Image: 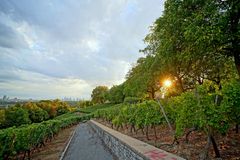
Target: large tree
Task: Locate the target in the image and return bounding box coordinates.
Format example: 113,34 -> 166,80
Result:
141,0 -> 238,93
107,84 -> 125,104
219,0 -> 240,76
91,86 -> 109,104
124,55 -> 159,99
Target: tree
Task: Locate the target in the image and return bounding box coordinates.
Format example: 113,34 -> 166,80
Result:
124,55 -> 159,99
22,102 -> 49,123
36,100 -> 71,118
5,106 -> 31,127
221,79 -> 240,133
91,86 -> 109,104
218,0 -> 240,76
0,109 -> 5,128
37,101 -> 57,118
53,99 -> 71,115
107,84 -> 125,104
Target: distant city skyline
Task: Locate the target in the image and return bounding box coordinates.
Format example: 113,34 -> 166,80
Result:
0,95 -> 82,101
0,0 -> 164,99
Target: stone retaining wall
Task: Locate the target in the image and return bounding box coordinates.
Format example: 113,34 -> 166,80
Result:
89,120 -> 185,160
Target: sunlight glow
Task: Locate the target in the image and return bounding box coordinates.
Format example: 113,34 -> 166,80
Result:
163,80 -> 172,88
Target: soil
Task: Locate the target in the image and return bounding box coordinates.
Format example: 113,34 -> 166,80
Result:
95,119 -> 240,160
30,125 -> 77,160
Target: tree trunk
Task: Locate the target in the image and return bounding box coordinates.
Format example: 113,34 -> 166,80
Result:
236,124 -> 239,133
146,126 -> 150,140
130,125 -> 136,133
200,135 -> 211,160
151,89 -> 155,99
176,75 -> 184,92
185,127 -> 197,143
141,127 -> 144,135
23,151 -> 26,160
210,135 -> 221,158
27,150 -> 31,159
234,52 -> 240,77
153,125 -> 158,140
120,124 -> 124,130
230,1 -> 240,77
147,87 -> 155,99
172,136 -> 179,145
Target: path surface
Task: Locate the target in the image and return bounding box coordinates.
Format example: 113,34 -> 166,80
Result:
63,122 -> 117,160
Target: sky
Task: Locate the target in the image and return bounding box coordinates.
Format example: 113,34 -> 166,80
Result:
0,0 -> 164,100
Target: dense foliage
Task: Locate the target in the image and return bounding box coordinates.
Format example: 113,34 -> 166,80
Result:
4,107 -> 31,128
221,79 -> 240,131
107,84 -> 125,104
0,100 -> 73,129
91,86 -> 109,104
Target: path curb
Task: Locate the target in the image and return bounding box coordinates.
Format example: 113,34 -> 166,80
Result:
59,124 -> 78,160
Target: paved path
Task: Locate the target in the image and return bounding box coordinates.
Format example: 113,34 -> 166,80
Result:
63,122 -> 117,160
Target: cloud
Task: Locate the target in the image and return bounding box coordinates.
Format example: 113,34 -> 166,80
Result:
0,16 -> 27,49
0,69 -> 92,99
0,0 -> 164,99
81,38 -> 100,53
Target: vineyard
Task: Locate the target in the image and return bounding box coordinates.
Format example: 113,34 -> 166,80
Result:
93,81 -> 240,159
0,112 -> 92,160
0,99 -> 95,159
78,103 -> 114,114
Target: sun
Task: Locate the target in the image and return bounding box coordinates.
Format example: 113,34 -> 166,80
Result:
163,80 -> 172,88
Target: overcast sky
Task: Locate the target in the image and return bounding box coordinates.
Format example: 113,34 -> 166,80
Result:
0,0 -> 164,100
